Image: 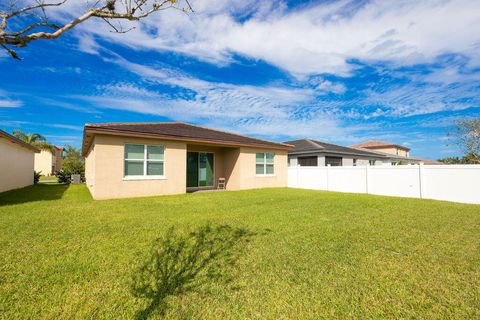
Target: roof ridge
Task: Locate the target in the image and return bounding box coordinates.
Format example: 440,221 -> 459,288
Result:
305,138 -> 325,149
87,121 -> 292,148
177,122 -> 293,148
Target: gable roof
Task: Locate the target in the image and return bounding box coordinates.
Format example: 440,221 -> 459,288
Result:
350,140 -> 411,151
82,122 -> 292,155
284,139 -> 388,158
0,130 -> 40,153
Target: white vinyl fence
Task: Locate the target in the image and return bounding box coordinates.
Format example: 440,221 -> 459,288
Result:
288,164 -> 480,204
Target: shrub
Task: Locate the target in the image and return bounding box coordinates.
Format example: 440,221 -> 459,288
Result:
33,171 -> 41,184
56,170 -> 71,184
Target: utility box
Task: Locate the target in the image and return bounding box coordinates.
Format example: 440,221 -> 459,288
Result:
71,174 -> 81,184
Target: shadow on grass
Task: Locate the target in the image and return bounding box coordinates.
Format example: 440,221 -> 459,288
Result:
0,183 -> 68,206
131,224 -> 254,319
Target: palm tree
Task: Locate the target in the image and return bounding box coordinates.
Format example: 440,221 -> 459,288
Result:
12,129 -> 54,152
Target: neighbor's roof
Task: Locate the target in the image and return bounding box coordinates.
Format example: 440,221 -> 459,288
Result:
416,158 -> 445,165
82,122 -> 292,155
0,130 -> 40,153
284,139 -> 388,158
349,140 -> 411,151
350,147 -> 418,161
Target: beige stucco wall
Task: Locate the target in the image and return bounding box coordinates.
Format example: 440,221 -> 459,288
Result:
0,137 -> 35,192
372,147 -> 408,157
85,135 -> 289,199
85,142 -> 95,196
226,147 -> 288,190
86,135 -> 187,200
34,150 -> 53,175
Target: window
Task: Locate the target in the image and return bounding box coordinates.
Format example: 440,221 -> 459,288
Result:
353,158 -> 357,166
325,156 -> 342,166
298,156 -> 318,166
369,159 -> 376,166
256,152 -> 275,175
124,144 -> 164,178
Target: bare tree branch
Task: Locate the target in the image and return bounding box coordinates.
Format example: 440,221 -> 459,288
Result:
0,0 -> 193,59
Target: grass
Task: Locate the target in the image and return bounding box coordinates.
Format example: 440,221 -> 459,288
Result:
39,175 -> 57,182
0,184 -> 479,319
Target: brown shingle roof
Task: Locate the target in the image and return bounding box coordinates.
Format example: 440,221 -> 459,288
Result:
284,139 -> 388,158
0,130 -> 40,153
349,140 -> 410,151
82,122 -> 292,155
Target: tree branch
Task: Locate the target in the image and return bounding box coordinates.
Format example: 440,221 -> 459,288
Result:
0,0 -> 192,59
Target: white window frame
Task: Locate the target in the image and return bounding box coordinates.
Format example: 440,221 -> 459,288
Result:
255,152 -> 275,176
123,144 -> 166,180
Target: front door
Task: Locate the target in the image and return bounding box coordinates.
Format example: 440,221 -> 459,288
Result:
187,152 -> 214,188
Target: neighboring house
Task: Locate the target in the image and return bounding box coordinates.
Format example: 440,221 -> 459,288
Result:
34,146 -> 63,176
82,122 -> 291,200
0,130 -> 40,192
285,139 -> 393,167
350,140 -> 420,165
350,140 -> 410,156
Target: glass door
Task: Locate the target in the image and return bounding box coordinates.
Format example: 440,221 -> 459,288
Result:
198,152 -> 214,187
187,152 -> 199,187
187,152 -> 214,187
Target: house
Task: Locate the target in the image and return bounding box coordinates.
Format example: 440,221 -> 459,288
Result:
34,146 -> 63,176
350,140 -> 420,165
350,140 -> 410,156
0,130 -> 40,192
285,139 -> 391,166
82,122 -> 291,200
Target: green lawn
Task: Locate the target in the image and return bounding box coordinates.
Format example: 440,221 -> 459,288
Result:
0,184 -> 479,319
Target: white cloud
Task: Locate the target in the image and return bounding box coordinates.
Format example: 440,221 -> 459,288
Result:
58,0 -> 480,77
0,99 -> 22,108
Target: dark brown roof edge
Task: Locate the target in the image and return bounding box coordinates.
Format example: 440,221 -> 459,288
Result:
82,123 -> 293,156
0,130 -> 40,153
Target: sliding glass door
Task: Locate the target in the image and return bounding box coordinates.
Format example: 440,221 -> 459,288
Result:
187,152 -> 214,188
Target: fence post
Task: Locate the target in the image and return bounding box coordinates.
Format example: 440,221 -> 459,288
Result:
365,164 -> 370,194
419,163 -> 425,199
326,164 -> 330,191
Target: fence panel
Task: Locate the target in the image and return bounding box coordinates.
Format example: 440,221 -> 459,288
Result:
288,165 -> 480,204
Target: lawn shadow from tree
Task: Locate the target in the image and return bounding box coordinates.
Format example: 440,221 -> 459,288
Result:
131,224 -> 255,319
0,183 -> 69,206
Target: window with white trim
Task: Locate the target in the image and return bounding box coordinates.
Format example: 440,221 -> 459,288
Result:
124,144 -> 164,178
256,152 -> 274,175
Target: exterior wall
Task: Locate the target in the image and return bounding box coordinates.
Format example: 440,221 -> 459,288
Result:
370,147 -> 409,157
34,150 -> 54,175
223,147 -> 241,190
85,142 -> 95,196
85,135 -> 289,199
87,135 -> 187,200
0,137 -> 35,192
235,147 -> 288,190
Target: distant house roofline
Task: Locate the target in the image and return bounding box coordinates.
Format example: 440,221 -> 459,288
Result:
82,122 -> 293,156
0,129 -> 40,153
284,139 -> 391,158
350,140 -> 411,152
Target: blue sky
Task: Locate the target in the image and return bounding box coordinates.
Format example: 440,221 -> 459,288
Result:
1,0 -> 480,159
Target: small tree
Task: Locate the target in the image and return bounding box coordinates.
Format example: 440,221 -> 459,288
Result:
448,118 -> 480,164
58,145 -> 84,183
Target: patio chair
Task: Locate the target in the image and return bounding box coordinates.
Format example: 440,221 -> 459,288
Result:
217,177 -> 226,190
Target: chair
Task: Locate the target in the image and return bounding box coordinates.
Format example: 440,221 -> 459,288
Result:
217,177 -> 226,190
